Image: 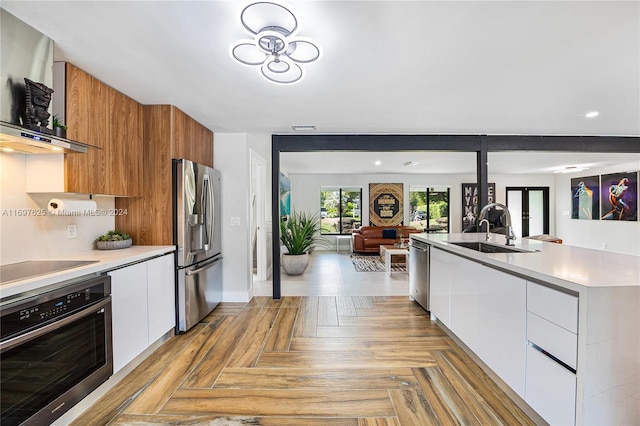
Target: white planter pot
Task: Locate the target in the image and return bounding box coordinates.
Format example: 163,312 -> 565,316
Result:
281,253 -> 310,275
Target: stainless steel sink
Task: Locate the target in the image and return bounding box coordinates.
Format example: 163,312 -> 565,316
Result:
450,241 -> 538,254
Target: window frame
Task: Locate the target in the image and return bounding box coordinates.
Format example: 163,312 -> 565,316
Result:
320,187 -> 362,235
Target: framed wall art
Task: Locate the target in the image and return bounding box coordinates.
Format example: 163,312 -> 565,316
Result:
600,171 -> 638,221
369,183 -> 403,226
571,175 -> 600,220
279,171 -> 291,217
462,183 -> 495,231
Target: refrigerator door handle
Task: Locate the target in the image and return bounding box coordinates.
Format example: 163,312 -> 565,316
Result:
202,175 -> 212,251
185,256 -> 222,276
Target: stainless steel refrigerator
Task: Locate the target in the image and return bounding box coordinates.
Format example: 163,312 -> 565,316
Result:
173,159 -> 222,332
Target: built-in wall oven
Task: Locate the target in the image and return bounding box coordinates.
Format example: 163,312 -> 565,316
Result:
0,274 -> 112,425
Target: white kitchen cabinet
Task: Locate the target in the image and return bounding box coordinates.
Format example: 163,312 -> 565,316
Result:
430,247 -> 527,397
527,311 -> 577,370
109,253 -> 175,373
109,261 -> 149,373
449,257 -> 526,397
147,254 -> 175,344
473,265 -> 526,397
429,248 -> 454,327
525,344 -> 577,425
449,255 -> 482,352
527,281 -> 578,333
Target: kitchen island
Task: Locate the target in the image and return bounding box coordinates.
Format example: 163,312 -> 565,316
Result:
411,232 -> 639,425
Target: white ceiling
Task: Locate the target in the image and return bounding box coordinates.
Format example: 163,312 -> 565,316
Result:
280,151 -> 640,174
2,0 -> 639,137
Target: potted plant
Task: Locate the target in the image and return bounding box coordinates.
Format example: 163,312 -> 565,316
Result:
95,230 -> 132,250
52,114 -> 67,138
280,211 -> 330,275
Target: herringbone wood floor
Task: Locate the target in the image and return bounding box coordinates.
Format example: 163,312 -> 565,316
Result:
72,296 -> 535,425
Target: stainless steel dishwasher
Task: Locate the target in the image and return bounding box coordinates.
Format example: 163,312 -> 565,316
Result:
409,239 -> 430,311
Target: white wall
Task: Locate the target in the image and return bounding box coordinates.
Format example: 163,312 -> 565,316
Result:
248,134 -> 273,278
0,152 -> 115,265
555,161 -> 640,255
214,133 -> 271,302
290,172 -> 555,234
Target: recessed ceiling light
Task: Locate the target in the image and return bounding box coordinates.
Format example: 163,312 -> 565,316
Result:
585,111 -> 599,118
374,160 -> 381,166
291,125 -> 316,131
1,147 -> 14,152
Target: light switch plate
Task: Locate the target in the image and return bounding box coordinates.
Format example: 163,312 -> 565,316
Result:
230,217 -> 241,227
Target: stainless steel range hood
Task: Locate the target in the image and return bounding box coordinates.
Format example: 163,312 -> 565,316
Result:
0,9 -> 95,155
0,121 -> 96,154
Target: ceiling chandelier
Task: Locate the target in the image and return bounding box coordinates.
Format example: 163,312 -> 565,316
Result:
230,2 -> 321,84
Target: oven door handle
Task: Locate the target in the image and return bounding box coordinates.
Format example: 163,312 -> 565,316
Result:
0,297 -> 111,352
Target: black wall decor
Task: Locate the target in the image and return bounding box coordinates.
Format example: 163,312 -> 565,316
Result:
462,183 -> 496,230
24,77 -> 54,133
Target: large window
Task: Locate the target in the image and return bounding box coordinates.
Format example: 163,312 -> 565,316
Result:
409,187 -> 450,233
320,188 -> 362,235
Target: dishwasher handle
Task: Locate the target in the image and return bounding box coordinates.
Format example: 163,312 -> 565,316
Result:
410,241 -> 430,252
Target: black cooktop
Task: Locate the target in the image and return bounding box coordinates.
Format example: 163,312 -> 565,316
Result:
0,260 -> 99,284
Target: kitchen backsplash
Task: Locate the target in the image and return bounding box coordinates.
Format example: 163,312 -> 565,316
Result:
1,152 -> 115,265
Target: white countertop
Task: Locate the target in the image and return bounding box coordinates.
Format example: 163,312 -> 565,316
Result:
0,245 -> 175,300
412,233 -> 640,291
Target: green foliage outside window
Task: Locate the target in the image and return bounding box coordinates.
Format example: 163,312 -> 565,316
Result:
320,188 -> 362,234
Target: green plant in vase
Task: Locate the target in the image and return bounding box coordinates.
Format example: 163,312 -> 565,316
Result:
52,114 -> 68,137
280,211 -> 330,275
95,230 -> 132,250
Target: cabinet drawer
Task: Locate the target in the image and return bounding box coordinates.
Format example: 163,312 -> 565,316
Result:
527,312 -> 577,370
527,282 -> 578,333
525,345 -> 576,425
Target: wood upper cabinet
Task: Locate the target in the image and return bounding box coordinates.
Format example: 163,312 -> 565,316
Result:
64,63 -> 142,196
115,105 -> 213,245
172,106 -> 213,167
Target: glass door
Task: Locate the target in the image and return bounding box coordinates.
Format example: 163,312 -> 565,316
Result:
506,187 -> 549,237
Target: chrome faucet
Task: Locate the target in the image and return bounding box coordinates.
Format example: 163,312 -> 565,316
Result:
479,218 -> 491,241
478,202 -> 516,246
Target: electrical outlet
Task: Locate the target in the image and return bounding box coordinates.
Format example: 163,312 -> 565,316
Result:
66,224 -> 77,239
